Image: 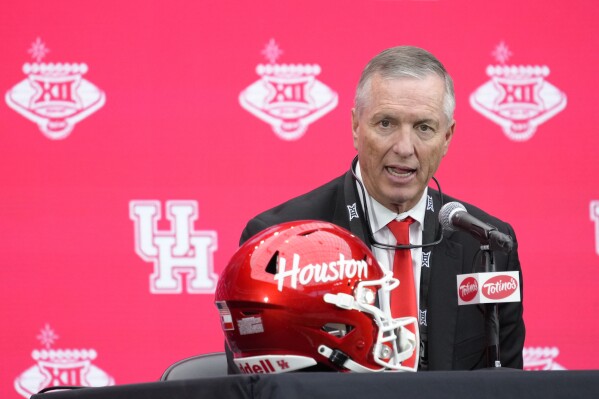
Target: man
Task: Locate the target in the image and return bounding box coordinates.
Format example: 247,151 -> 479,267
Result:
233,46 -> 525,371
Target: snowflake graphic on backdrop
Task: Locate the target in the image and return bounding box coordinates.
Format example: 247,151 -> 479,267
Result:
36,324 -> 59,348
261,39 -> 283,64
27,37 -> 50,62
491,41 -> 512,65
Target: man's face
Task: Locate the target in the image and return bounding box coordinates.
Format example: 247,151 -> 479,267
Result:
352,73 -> 455,213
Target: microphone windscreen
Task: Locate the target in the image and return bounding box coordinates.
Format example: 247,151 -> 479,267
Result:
438,201 -> 467,231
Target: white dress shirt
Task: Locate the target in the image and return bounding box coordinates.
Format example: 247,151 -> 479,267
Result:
354,163 -> 427,311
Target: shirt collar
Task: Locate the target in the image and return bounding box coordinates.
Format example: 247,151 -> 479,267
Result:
355,162 -> 428,234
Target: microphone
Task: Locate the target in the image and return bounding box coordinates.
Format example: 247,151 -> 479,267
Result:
439,202 -> 514,253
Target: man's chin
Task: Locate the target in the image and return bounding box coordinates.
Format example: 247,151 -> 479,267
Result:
384,189 -> 423,213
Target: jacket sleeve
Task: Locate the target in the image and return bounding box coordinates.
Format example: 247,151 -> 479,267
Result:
239,217 -> 270,245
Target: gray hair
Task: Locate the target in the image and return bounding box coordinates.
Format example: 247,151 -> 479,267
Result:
354,46 -> 455,123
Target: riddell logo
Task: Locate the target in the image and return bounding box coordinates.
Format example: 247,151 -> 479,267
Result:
470,42 -> 566,142
5,38 -> 105,140
236,358 -> 296,374
458,277 -> 478,302
239,39 -> 338,141
482,275 -> 518,300
238,359 -> 278,374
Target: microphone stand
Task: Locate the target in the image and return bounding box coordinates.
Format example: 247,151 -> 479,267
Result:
478,245 -> 501,368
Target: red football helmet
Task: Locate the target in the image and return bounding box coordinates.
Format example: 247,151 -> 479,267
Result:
215,220 -> 418,373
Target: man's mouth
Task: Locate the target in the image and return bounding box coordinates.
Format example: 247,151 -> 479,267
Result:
386,166 -> 416,178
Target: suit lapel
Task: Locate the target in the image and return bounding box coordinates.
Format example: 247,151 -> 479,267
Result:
333,171 -> 372,247
425,189 -> 463,370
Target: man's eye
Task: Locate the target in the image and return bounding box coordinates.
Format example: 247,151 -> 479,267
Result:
380,119 -> 391,128
418,125 -> 433,133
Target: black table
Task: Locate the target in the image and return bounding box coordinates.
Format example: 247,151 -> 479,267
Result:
32,370 -> 599,399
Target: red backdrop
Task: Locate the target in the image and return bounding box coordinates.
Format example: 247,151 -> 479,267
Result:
1,1 -> 598,397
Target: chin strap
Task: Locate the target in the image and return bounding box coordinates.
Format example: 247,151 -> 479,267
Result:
382,322 -> 418,365
322,291 -> 419,372
318,345 -> 384,372
318,344 -> 417,372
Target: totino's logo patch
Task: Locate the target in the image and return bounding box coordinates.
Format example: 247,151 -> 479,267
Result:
458,277 -> 478,302
481,275 -> 518,300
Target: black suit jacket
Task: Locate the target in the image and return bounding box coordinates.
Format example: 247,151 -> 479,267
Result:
237,171 -> 525,371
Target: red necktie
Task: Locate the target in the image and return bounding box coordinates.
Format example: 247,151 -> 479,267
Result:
387,217 -> 417,368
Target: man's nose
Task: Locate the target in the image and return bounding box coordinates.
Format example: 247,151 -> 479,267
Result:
392,127 -> 415,156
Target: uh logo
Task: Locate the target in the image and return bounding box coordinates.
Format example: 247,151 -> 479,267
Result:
129,200 -> 218,294
239,39 -> 338,141
5,38 -> 106,140
470,42 -> 567,142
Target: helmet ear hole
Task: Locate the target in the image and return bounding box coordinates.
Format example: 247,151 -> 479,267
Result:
264,251 -> 279,275
240,310 -> 261,317
322,323 -> 354,338
299,228 -> 318,236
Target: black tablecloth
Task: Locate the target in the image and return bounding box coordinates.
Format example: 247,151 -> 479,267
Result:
31,370 -> 599,399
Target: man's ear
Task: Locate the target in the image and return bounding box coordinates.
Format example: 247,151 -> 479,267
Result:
442,120 -> 456,156
352,108 -> 359,150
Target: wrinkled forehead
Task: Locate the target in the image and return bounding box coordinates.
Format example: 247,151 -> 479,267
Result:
357,72 -> 453,123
